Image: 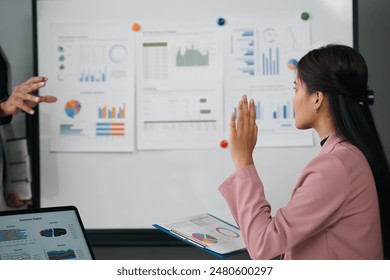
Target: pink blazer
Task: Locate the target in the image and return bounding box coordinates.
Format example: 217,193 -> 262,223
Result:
219,133 -> 383,259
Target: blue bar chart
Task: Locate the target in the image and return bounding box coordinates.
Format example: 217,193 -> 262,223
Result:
233,99 -> 292,121
79,68 -> 107,82
60,124 -> 84,136
231,28 -> 256,76
272,101 -> 292,119
262,47 -> 280,75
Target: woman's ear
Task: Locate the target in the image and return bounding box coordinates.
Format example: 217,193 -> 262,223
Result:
314,91 -> 324,107
312,91 -> 325,113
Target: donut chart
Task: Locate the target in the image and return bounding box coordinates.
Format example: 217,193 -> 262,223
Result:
216,227 -> 240,238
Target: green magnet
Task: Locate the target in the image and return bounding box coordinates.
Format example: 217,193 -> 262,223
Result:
301,12 -> 310,21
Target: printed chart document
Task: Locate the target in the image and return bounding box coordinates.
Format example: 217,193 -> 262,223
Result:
224,17 -> 313,147
136,28 -> 224,150
47,23 -> 135,152
153,213 -> 246,258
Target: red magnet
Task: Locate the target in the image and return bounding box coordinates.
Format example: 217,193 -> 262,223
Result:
220,139 -> 228,149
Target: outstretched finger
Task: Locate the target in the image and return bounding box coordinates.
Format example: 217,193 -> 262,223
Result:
241,95 -> 251,131
39,95 -> 57,103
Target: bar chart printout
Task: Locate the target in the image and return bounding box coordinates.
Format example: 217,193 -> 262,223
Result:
225,18 -> 312,147
48,23 -> 135,152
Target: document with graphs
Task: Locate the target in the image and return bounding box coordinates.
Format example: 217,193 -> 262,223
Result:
153,213 -> 246,258
136,28 -> 224,150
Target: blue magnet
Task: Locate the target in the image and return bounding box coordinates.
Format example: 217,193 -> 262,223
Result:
217,18 -> 225,26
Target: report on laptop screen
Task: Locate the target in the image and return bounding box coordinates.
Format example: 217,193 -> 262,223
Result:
0,206 -> 95,260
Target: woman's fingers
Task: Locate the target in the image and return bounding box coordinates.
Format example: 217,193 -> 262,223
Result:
249,98 -> 256,129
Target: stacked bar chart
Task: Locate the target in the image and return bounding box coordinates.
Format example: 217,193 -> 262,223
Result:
96,122 -> 125,136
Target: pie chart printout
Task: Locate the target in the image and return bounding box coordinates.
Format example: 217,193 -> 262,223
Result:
65,99 -> 81,118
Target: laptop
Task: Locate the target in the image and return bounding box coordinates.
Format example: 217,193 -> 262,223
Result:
0,205 -> 95,260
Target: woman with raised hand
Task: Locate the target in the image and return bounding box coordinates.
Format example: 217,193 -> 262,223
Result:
219,44 -> 390,260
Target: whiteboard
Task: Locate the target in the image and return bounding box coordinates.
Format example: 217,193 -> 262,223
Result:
34,0 -> 354,229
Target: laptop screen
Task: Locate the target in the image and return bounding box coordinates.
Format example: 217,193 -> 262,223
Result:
0,206 -> 95,260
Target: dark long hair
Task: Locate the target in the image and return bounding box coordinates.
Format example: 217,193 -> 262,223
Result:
297,44 -> 390,259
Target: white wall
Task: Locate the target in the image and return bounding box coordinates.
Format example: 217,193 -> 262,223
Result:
34,0 -> 354,229
1,2 -> 388,178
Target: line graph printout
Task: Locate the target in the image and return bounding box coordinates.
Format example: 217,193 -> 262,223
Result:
47,23 -> 135,152
136,29 -> 224,150
225,18 -> 313,147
